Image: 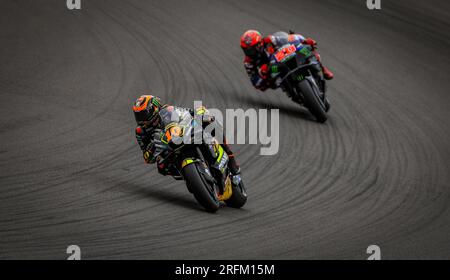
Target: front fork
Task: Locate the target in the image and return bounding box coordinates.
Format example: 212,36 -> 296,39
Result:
193,145 -> 227,196
309,63 -> 327,95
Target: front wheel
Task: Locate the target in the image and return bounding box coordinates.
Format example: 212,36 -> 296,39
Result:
297,79 -> 328,123
183,162 -> 220,212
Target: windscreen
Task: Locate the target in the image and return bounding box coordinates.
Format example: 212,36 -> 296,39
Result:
159,106 -> 192,128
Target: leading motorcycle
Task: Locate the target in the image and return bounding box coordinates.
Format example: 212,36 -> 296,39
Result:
151,106 -> 247,212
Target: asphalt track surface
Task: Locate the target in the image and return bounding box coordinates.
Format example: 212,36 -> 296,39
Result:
1,0 -> 450,259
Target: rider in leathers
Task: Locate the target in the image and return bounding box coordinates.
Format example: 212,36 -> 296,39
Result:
240,30 -> 334,91
133,95 -> 241,179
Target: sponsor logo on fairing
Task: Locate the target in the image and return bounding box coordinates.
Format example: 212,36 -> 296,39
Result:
168,101 -> 279,156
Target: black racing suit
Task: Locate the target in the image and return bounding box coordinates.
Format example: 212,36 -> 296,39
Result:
243,50 -> 273,91
135,105 -> 240,176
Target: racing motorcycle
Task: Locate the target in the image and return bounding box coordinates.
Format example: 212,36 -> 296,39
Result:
269,32 -> 330,123
151,106 -> 247,212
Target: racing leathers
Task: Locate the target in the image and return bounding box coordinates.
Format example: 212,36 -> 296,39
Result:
135,105 -> 241,177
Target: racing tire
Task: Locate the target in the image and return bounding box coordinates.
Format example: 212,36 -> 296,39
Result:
183,162 -> 220,213
226,179 -> 247,208
297,79 -> 328,123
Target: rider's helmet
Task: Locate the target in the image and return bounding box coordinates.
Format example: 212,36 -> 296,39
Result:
133,95 -> 162,127
240,30 -> 263,58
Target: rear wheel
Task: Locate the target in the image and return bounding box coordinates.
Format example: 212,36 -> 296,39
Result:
297,79 -> 327,123
183,162 -> 220,212
226,178 -> 247,208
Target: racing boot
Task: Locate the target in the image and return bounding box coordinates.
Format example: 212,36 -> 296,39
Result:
227,155 -> 242,187
228,155 -> 240,175
221,139 -> 242,184
322,66 -> 334,80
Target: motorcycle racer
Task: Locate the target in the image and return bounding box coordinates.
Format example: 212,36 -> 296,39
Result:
240,29 -> 334,91
133,95 -> 241,179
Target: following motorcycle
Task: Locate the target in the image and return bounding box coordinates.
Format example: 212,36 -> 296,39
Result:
269,32 -> 330,123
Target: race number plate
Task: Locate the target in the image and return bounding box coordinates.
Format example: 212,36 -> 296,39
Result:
274,44 -> 296,62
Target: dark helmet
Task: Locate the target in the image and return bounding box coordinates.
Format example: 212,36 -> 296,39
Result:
133,95 -> 162,126
240,30 -> 263,57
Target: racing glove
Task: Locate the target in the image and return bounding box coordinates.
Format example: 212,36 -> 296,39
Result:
142,129 -> 164,164
303,38 -> 317,48
156,157 -> 169,176
135,126 -> 150,151
258,64 -> 269,80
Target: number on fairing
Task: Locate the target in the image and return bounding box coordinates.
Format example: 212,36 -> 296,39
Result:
275,45 -> 296,62
162,124 -> 183,143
